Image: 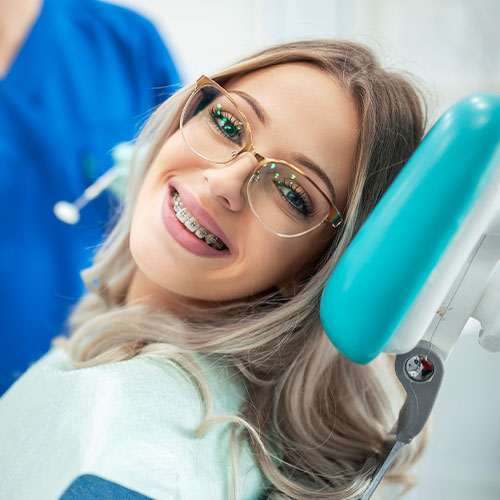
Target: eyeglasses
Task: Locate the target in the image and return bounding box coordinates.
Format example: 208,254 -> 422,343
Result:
180,75 -> 343,238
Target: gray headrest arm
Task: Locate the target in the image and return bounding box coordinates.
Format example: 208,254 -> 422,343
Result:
361,340 -> 445,500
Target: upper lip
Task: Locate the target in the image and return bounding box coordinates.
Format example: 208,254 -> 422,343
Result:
169,181 -> 233,252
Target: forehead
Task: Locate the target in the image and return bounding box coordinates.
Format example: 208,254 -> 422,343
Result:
225,63 -> 359,208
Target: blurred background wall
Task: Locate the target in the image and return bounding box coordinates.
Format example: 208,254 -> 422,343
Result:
108,1 -> 499,498
109,0 -> 500,121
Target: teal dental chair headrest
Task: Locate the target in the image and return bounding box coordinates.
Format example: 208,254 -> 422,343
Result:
320,93 -> 500,364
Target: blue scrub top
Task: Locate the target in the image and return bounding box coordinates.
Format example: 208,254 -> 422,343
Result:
0,0 -> 181,394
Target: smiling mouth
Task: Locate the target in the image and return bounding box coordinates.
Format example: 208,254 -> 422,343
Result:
172,191 -> 228,251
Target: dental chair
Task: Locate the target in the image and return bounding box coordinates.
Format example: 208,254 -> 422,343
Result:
320,92 -> 500,499
52,93 -> 500,499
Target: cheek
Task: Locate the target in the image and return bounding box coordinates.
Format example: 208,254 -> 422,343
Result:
146,130 -> 192,182
128,161 -> 176,289
239,228 -> 330,292
276,228 -> 333,281
129,188 -> 163,279
158,130 -> 189,161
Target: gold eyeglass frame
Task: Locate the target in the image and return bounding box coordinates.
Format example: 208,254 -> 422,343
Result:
180,75 -> 343,237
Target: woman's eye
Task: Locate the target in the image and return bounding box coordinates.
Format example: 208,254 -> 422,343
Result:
274,179 -> 313,218
208,107 -> 244,145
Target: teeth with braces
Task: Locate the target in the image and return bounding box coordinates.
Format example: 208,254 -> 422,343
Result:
172,191 -> 226,250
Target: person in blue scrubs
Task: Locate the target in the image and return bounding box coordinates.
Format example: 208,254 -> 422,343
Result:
0,0 -> 181,394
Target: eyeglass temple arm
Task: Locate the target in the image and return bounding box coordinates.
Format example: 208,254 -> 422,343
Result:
327,211 -> 342,228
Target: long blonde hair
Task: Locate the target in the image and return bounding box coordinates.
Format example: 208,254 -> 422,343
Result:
57,40 -> 428,499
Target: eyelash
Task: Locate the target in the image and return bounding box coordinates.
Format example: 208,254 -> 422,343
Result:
274,178 -> 313,218
208,107 -> 244,145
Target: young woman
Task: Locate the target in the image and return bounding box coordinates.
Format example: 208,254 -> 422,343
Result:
0,40 -> 427,499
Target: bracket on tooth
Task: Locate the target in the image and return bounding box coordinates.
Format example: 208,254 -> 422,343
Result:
195,228 -> 208,239
185,218 -> 199,232
176,208 -> 188,223
205,233 -> 224,250
173,193 -> 225,249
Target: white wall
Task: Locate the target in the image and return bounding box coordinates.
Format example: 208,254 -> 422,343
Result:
110,0 -> 500,120
107,1 -> 500,498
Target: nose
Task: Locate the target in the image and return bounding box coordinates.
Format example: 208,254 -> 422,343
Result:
203,152 -> 258,211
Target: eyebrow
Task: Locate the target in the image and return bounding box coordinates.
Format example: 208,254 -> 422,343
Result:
231,89 -> 337,203
291,153 -> 337,203
231,90 -> 270,125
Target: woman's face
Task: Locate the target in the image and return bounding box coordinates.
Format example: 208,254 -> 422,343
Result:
128,63 -> 359,307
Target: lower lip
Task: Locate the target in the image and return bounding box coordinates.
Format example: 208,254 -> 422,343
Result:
161,187 -> 231,258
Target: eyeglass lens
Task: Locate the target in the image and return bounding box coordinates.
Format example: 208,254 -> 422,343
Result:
181,84 -> 331,236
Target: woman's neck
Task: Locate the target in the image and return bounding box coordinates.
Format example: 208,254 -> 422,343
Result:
125,268 -> 243,318
126,268 -> 202,316
0,0 -> 42,77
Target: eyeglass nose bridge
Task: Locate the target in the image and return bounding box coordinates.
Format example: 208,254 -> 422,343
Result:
253,151 -> 266,164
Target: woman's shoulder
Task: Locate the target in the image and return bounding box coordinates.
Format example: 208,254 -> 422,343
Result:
0,348 -> 265,500
7,347 -> 249,437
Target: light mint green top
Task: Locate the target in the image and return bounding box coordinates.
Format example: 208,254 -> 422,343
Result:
0,347 -> 266,499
